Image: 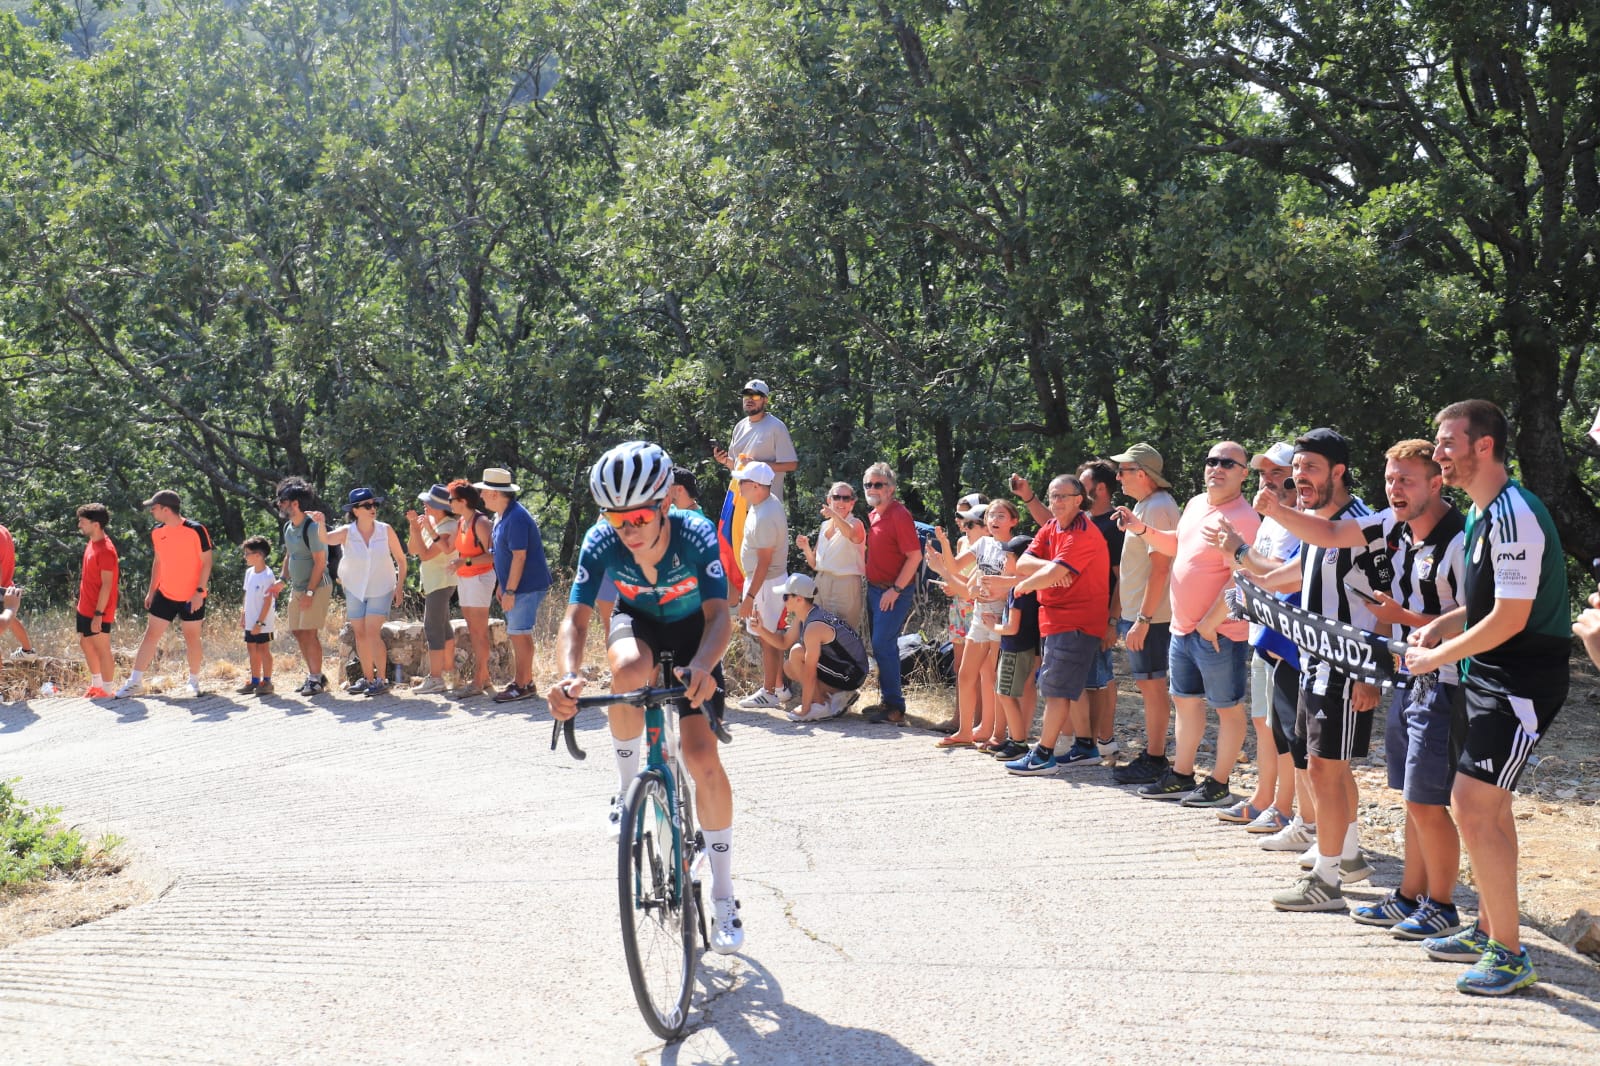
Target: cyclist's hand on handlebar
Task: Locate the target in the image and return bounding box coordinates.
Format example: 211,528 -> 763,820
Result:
545,675 -> 585,720
675,664 -> 718,709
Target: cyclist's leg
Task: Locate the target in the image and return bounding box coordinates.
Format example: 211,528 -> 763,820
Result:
604,611 -> 655,791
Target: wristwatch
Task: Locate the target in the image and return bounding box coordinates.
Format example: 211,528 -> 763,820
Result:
1233,543 -> 1250,564
1136,613 -> 1154,625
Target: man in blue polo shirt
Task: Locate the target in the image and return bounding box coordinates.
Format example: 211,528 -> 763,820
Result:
476,467 -> 552,703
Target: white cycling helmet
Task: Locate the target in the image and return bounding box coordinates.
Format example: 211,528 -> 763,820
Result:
590,441 -> 675,510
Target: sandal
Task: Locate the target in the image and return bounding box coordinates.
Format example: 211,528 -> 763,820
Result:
936,735 -> 976,749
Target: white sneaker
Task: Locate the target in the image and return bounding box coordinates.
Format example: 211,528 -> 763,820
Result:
10,648 -> 37,662
1097,739 -> 1120,763
414,676 -> 448,695
778,685 -> 800,711
737,688 -> 782,709
605,797 -> 623,841
1259,816 -> 1317,852
186,680 -> 204,698
1298,842 -> 1319,870
710,896 -> 744,955
113,680 -> 144,699
787,701 -> 831,723
829,690 -> 860,717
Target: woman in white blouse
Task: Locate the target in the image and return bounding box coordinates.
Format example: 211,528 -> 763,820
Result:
796,480 -> 866,635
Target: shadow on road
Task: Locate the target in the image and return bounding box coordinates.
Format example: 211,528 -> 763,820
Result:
669,955 -> 933,1065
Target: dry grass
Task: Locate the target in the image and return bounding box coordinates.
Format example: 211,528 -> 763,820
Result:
0,856 -> 150,950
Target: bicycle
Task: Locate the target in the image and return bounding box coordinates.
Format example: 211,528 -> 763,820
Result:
550,651 -> 728,1039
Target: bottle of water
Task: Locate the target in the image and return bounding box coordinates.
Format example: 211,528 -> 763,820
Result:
39,681 -> 57,696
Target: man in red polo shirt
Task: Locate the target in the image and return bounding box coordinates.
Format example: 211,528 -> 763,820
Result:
987,474 -> 1110,775
861,461 -> 923,724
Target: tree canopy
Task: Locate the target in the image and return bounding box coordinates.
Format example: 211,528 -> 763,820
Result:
1,0 -> 1595,598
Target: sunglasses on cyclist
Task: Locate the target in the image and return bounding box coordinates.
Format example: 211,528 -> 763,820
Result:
1204,456 -> 1243,470
603,505 -> 660,528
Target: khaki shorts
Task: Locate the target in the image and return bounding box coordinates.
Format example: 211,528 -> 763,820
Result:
285,582 -> 332,631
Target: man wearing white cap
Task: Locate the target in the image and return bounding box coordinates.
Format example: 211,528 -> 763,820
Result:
713,379 -> 798,494
734,462 -> 792,708
750,573 -> 869,722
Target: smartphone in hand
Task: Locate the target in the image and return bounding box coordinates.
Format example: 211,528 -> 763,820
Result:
1343,580 -> 1380,606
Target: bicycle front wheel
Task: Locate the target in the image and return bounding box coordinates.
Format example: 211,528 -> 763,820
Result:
618,768 -> 698,1038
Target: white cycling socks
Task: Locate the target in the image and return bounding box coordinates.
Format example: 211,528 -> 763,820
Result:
702,827 -> 733,898
612,732 -> 642,794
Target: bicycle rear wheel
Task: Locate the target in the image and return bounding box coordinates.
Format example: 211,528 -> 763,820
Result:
618,768 -> 697,1038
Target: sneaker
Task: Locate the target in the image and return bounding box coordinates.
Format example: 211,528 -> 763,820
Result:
1004,747 -> 1059,776
83,686 -> 111,699
186,680 -> 204,698
10,648 -> 37,661
297,677 -> 323,697
710,896 -> 744,955
492,683 -> 530,703
1272,872 -> 1345,911
1457,940 -> 1538,996
254,680 -> 275,697
364,678 -> 389,698
1182,777 -> 1234,808
738,688 -> 783,709
1096,738 -> 1120,762
235,680 -> 259,695
1216,800 -> 1260,823
1245,806 -> 1291,834
1137,769 -> 1196,801
447,683 -> 485,699
864,705 -> 906,726
1260,817 -> 1316,852
605,796 -> 623,841
347,677 -> 370,696
1393,899 -> 1463,941
989,739 -> 1030,761
787,702 -> 831,723
113,680 -> 144,699
1112,751 -> 1169,786
828,690 -> 860,717
777,685 -> 800,711
414,676 -> 448,695
1340,853 -> 1375,885
1352,891 -> 1419,928
1298,842 -> 1318,869
1056,743 -> 1101,769
1423,919 -> 1491,962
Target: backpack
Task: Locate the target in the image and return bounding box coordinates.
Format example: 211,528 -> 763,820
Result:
287,518 -> 342,589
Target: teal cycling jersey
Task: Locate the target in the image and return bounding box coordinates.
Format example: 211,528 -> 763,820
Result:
570,510 -> 728,623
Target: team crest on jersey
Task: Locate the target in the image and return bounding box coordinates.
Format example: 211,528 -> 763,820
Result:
707,560 -> 725,579
575,565 -> 590,586
1416,553 -> 1434,581
1325,547 -> 1340,566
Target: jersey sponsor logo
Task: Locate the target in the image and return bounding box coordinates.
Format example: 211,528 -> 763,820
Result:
614,575 -> 700,605
1495,548 -> 1526,562
575,564 -> 590,586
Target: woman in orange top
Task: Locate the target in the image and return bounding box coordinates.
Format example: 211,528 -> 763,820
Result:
448,480 -> 496,698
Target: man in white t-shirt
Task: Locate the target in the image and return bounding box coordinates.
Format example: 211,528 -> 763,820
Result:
734,462 -> 792,708
713,379 -> 799,495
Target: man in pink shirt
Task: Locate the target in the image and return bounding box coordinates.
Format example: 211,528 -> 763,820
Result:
1116,441 -> 1260,806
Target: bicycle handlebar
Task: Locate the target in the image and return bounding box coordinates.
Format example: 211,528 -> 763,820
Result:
549,683 -> 731,760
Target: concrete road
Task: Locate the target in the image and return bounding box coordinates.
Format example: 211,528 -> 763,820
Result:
2,691 -> 1598,1064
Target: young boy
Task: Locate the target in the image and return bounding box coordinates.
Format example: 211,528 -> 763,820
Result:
75,503 -> 120,697
239,536 -> 278,696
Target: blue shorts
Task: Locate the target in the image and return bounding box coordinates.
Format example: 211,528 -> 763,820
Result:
1038,630 -> 1100,701
503,587 -> 546,636
346,594 -> 392,621
1085,646 -> 1115,690
1385,680 -> 1462,806
1117,618 -> 1170,681
1168,630 -> 1248,709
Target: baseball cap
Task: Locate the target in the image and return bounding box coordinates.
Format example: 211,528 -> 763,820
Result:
141,489 -> 181,511
1250,442 -> 1296,470
1003,534 -> 1035,557
957,502 -> 989,523
778,573 -> 818,598
742,379 -> 770,396
734,461 -> 775,486
1108,443 -> 1171,488
1294,428 -> 1351,467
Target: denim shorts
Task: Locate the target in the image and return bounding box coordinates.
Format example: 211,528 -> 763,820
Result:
1116,618 -> 1169,681
1168,630 -> 1248,709
1038,630 -> 1101,701
1385,680 -> 1462,806
1085,646 -> 1115,690
502,587 -> 546,636
346,594 -> 393,621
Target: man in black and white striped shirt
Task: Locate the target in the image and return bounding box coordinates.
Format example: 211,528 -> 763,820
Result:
1251,439 -> 1466,938
1221,428 -> 1390,913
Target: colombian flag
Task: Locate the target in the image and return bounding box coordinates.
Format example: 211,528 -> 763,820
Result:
718,458 -> 753,598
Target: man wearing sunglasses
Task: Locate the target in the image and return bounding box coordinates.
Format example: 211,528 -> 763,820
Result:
1116,442 -> 1260,807
547,441 -> 745,954
861,462 -> 922,725
712,379 -> 798,494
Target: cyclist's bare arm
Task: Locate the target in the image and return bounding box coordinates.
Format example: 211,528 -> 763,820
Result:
545,601 -> 594,719
679,598 -> 732,708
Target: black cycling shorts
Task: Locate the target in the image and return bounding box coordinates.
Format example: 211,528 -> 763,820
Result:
607,607 -> 726,720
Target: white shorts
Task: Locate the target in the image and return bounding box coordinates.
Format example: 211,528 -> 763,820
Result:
458,570 -> 496,609
749,575 -> 787,632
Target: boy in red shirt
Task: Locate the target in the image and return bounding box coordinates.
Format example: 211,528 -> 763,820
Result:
75,503 -> 120,698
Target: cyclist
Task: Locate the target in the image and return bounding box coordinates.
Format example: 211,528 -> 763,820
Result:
545,440 -> 745,955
